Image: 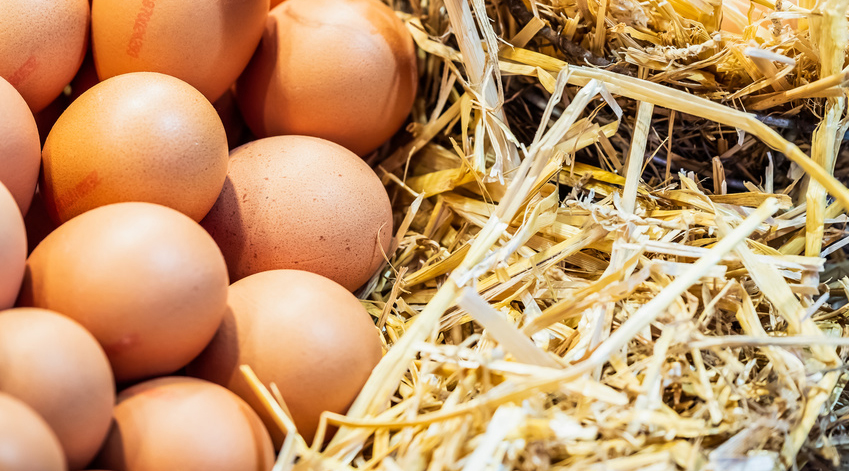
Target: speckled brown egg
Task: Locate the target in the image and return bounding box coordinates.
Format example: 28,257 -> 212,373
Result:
201,135 -> 393,291
0,183 -> 26,310
188,269 -> 383,445
41,72 -> 228,224
0,77 -> 40,214
18,202 -> 229,383
237,0 -> 417,156
93,377 -> 274,471
0,392 -> 66,471
92,0 -> 268,103
0,308 -> 114,470
0,0 -> 89,112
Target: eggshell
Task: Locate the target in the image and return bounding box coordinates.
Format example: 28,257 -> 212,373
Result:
41,72 -> 229,224
237,0 -> 417,156
92,0 -> 268,102
0,183 -> 26,310
201,135 -> 393,291
94,377 -> 274,471
0,77 -> 40,214
0,308 -> 115,470
188,269 -> 383,445
0,0 -> 89,112
0,392 -> 67,471
18,202 -> 229,383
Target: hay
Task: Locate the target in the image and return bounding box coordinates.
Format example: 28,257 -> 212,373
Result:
246,0 -> 849,469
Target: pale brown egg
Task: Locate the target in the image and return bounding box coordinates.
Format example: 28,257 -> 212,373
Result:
0,183 -> 26,310
0,308 -> 114,470
201,135 -> 393,291
41,72 -> 229,224
18,202 -> 229,383
94,377 -> 274,471
237,0 -> 418,156
0,392 -> 67,471
0,0 -> 89,112
0,77 -> 40,214
188,269 -> 383,445
92,0 -> 268,103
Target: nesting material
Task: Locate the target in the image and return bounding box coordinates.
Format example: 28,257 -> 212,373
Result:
242,0 -> 849,469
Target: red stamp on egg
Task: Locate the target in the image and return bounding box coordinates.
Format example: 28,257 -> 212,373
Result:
7,55 -> 37,87
56,170 -> 101,212
126,0 -> 155,58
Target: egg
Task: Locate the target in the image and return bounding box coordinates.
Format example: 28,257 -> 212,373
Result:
0,392 -> 67,471
0,308 -> 114,470
92,0 -> 268,103
0,77 -> 40,214
18,202 -> 229,383
201,136 -> 393,291
93,377 -> 274,471
41,72 -> 229,224
0,182 -> 26,310
237,0 -> 418,156
188,269 -> 383,444
0,0 -> 89,112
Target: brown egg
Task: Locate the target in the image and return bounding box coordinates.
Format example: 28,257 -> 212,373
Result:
92,0 -> 268,103
188,269 -> 383,445
237,0 -> 417,156
94,377 -> 274,471
0,308 -> 115,470
0,77 -> 40,214
18,202 -> 229,383
201,135 -> 393,291
0,183 -> 26,310
0,392 -> 67,471
41,72 -> 229,224
0,0 -> 89,112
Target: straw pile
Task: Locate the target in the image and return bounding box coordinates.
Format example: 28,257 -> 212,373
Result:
245,0 -> 849,469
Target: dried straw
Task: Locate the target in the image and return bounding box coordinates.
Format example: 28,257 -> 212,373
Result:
245,0 -> 849,469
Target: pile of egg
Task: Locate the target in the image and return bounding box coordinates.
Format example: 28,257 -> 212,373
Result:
0,0 -> 417,469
